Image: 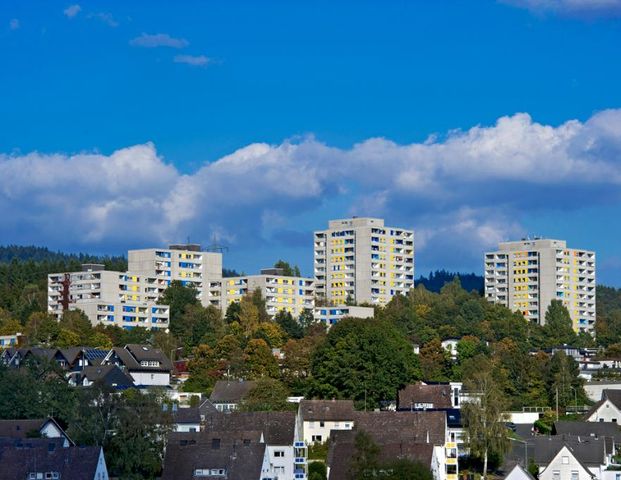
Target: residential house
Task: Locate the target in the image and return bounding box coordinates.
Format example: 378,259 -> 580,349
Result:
0,439 -> 108,480
553,421 -> 621,444
326,411 -> 454,480
298,399 -> 355,444
586,390 -> 621,423
101,344 -> 172,387
68,364 -> 135,390
0,332 -> 23,349
209,380 -> 256,412
504,464 -> 536,480
170,406 -> 202,433
162,431 -> 269,480
0,418 -> 73,448
202,411 -> 307,480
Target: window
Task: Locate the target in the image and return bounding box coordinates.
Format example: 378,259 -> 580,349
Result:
553,471 -> 560,480
274,467 -> 285,474
571,471 -> 579,480
562,456 -> 569,464
320,421 -> 325,428
311,435 -> 323,443
274,450 -> 285,457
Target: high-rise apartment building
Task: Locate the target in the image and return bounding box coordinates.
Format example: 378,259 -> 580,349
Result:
484,238 -> 596,332
128,244 -> 223,309
314,217 -> 415,306
222,268 -> 315,317
48,264 -> 170,330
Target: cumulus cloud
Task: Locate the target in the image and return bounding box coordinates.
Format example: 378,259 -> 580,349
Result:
63,4 -> 81,18
130,33 -> 189,49
2,110 -> 621,272
503,0 -> 621,18
174,54 -> 211,66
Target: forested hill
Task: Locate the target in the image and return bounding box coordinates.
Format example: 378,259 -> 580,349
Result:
416,270 -> 484,293
0,245 -> 126,265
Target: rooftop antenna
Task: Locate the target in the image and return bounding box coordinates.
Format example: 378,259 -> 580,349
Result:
206,234 -> 229,253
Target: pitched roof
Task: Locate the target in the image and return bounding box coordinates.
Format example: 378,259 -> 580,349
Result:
173,407 -> 202,424
352,411 -> 446,446
530,435 -> 607,467
327,429 -> 434,480
80,365 -> 135,389
203,412 -> 296,445
0,443 -> 103,480
584,399 -> 607,420
398,383 -> 453,409
209,380 -> 256,403
539,444 -> 596,479
603,389 -> 621,409
504,463 -> 536,480
299,399 -> 355,421
553,421 -> 621,444
199,398 -> 219,416
0,419 -> 49,438
105,345 -> 172,372
162,435 -> 266,480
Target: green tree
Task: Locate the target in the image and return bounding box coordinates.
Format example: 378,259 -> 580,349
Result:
106,389 -> 172,479
224,301 -> 241,324
274,260 -> 301,277
419,338 -> 451,382
253,322 -> 287,348
308,461 -> 327,480
275,310 -> 303,339
239,297 -> 261,337
309,318 -> 420,408
462,358 -> 510,480
158,281 -> 199,337
238,378 -> 291,411
542,300 -> 577,347
243,339 -> 279,379
25,312 -> 61,346
382,459 -> 434,480
348,431 -> 380,480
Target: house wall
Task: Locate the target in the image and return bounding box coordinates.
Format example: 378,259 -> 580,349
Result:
94,448 -> 110,480
586,399 -> 621,422
539,447 -> 595,480
41,422 -> 70,448
130,371 -> 170,386
267,445 -> 295,480
302,419 -> 354,444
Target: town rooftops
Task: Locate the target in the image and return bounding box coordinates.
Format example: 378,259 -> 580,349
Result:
553,421 -> 621,443
104,344 -> 172,372
530,435 -> 607,467
162,434 -> 266,480
352,411 -> 446,446
172,407 -> 202,425
299,399 -> 355,421
209,380 -> 256,404
327,429 -> 434,480
398,383 -> 453,410
0,418 -> 71,444
77,364 -> 135,389
0,443 -> 104,480
203,412 -> 296,445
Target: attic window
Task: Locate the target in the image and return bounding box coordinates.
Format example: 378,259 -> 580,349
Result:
562,456 -> 569,464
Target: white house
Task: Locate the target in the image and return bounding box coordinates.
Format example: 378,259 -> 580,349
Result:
585,390 -> 621,423
101,344 -> 172,387
538,445 -> 596,480
505,464 -> 536,480
0,418 -> 73,448
298,399 -> 355,444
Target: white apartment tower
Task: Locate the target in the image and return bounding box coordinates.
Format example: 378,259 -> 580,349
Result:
128,244 -> 223,309
314,217 -> 415,306
48,264 -> 170,330
484,238 -> 596,332
223,267 -> 315,317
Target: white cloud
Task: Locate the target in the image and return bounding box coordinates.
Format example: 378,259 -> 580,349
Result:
130,33 -> 189,49
9,19 -> 19,30
2,110 -> 621,272
87,12 -> 118,27
63,4 -> 81,18
174,54 -> 211,66
503,0 -> 621,17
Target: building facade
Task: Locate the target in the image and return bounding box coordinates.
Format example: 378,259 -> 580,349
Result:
312,305 -> 374,327
314,217 -> 414,306
484,238 -> 596,332
128,244 -> 223,309
48,264 -> 170,330
223,268 -> 314,317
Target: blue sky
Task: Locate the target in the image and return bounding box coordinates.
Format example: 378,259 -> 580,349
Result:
1,0 -> 621,284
